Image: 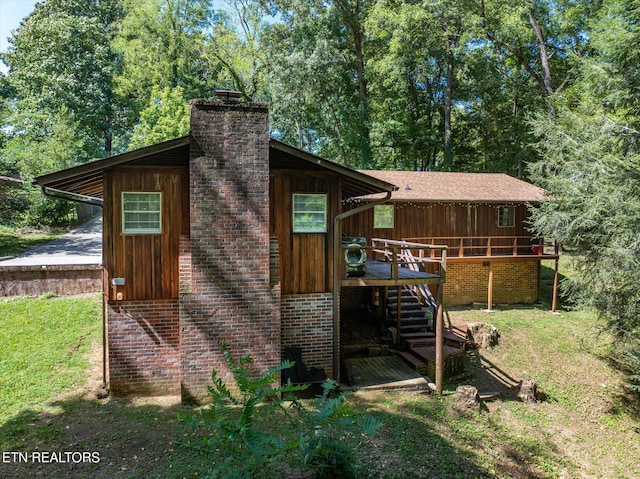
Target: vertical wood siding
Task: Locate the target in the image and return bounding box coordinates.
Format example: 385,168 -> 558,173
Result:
270,170 -> 340,294
104,166 -> 186,300
342,201 -> 533,244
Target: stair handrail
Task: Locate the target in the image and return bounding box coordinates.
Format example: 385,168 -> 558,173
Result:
397,246 -> 439,314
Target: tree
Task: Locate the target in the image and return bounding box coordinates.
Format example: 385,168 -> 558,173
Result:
263,0 -> 376,167
366,0 -> 446,170
129,86 -> 190,149
527,0 -> 640,389
475,0 -> 601,116
200,0 -> 269,100
2,0 -> 125,155
113,0 -> 218,131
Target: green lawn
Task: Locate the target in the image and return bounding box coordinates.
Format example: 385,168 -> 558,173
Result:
1,293 -> 639,478
0,226 -> 64,257
0,296 -> 101,420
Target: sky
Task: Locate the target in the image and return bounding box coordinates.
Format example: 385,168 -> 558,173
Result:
0,0 -> 38,74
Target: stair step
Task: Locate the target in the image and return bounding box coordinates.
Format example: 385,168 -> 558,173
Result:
399,331 -> 435,340
411,345 -> 464,363
405,337 -> 436,348
399,316 -> 430,325
397,351 -> 429,375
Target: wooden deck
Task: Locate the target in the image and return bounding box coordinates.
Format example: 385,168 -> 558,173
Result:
341,355 -> 431,391
340,260 -> 442,287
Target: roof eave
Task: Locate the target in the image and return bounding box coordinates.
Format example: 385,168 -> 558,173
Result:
34,135 -> 191,188
270,139 -> 398,197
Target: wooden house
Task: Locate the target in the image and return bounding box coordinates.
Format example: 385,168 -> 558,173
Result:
34,97 -> 557,399
343,170 -> 558,308
35,98 -> 455,399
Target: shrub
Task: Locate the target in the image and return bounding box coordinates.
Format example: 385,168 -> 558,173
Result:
182,342 -> 381,479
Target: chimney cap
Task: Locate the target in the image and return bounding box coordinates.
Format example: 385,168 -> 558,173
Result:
214,89 -> 243,101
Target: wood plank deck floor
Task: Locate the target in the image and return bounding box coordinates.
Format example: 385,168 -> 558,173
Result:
341,355 -> 431,392
341,260 -> 441,287
364,261 -> 439,279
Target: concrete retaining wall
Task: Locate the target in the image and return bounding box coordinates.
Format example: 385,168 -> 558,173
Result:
0,264 -> 102,296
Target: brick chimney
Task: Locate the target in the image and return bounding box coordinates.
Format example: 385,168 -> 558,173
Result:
180,98 -> 280,401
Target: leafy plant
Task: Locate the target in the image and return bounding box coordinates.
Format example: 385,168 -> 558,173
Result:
183,342 -> 381,479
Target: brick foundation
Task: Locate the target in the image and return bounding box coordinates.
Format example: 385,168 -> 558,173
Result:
281,293 -> 333,378
107,300 -> 181,395
444,259 -> 539,306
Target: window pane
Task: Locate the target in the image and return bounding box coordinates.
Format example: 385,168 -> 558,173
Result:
374,204 -> 394,229
122,192 -> 162,233
293,194 -> 327,232
498,206 -> 515,228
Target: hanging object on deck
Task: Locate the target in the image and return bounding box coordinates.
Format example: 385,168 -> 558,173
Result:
342,236 -> 367,277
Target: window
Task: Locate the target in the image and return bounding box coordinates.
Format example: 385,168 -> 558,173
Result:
497,205 -> 515,228
292,194 -> 327,232
122,192 -> 162,233
374,204 -> 394,229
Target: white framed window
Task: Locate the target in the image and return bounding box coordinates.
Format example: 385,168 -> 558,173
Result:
122,192 -> 162,234
497,205 -> 515,228
374,204 -> 394,229
292,193 -> 327,233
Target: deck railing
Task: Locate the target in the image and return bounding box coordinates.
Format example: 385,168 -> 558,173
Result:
339,239 -> 448,282
370,238 -> 448,279
402,236 -> 559,258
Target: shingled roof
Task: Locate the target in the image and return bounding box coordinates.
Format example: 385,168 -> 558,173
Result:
358,171 -> 547,202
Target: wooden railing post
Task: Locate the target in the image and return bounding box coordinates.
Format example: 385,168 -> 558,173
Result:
459,237 -> 464,257
513,237 -> 518,256
391,247 -> 398,278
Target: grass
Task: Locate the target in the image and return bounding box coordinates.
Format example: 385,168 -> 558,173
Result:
1,292 -> 639,478
0,296 -> 101,420
0,225 -> 65,257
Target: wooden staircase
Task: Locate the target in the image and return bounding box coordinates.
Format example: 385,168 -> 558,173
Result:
388,286 -> 468,380
386,286 -> 434,342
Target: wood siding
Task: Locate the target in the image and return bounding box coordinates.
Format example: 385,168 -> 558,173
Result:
104,166 -> 187,301
342,201 -> 533,244
270,170 -> 341,294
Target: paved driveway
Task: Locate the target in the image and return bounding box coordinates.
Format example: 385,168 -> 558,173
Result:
0,216 -> 102,266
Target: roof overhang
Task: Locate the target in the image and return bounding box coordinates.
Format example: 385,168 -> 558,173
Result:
34,136 -> 398,202
269,140 -> 397,199
34,136 -> 191,201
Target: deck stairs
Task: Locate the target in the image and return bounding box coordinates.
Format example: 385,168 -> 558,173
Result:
386,285 -> 435,343
387,285 -> 469,379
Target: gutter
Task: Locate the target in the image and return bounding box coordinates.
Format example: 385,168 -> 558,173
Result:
39,186 -> 104,208
332,191 -> 393,382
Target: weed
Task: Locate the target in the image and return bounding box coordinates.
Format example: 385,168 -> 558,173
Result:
182,342 -> 381,479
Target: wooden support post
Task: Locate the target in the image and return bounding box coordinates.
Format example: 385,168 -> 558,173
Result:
396,287 -> 402,348
487,261 -> 493,311
552,257 -> 559,312
392,247 -> 399,278
435,282 -> 444,394
513,237 -> 518,256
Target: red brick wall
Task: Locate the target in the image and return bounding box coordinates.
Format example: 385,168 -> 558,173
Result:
107,299 -> 180,395
179,100 -> 280,402
281,293 -> 333,377
444,259 -> 539,306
